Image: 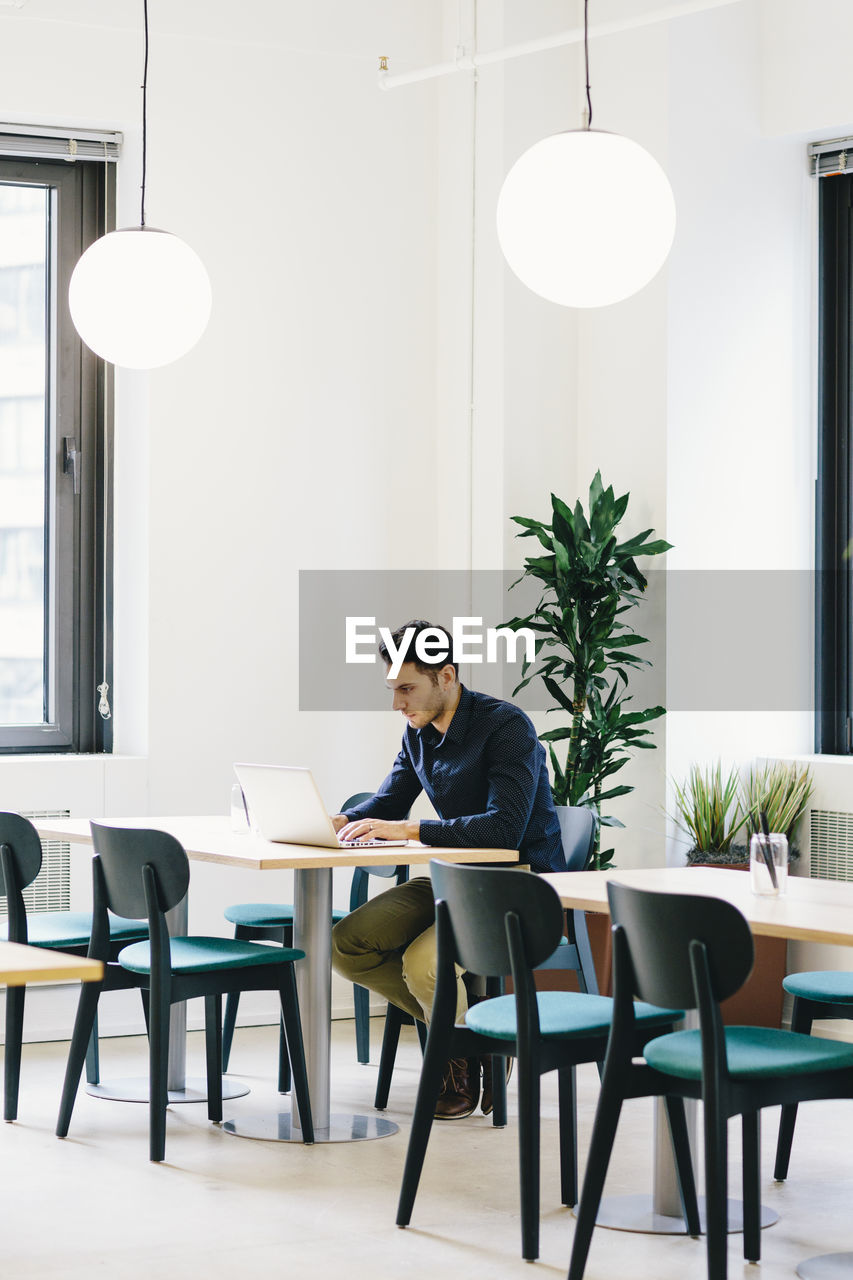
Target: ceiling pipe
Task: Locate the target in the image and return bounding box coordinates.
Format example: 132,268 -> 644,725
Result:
378,0 -> 742,91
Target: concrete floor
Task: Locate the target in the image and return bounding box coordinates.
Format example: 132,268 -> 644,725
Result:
2,1016 -> 850,1279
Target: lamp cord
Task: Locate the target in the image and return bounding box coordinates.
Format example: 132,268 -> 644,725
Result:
141,0 -> 149,227
584,0 -> 593,128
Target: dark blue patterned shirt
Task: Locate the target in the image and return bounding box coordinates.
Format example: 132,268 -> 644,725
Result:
343,685 -> 564,873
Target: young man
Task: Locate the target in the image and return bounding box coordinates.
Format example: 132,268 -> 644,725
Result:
330,619 -> 564,1119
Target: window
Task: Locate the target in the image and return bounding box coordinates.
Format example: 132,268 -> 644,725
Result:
0,147 -> 115,753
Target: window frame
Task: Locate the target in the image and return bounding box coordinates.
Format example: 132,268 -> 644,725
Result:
0,154 -> 113,754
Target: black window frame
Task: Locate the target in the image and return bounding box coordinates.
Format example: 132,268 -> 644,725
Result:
0,154 -> 113,754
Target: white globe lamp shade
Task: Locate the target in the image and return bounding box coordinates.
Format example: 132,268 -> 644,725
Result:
69,227 -> 212,368
496,129 -> 676,308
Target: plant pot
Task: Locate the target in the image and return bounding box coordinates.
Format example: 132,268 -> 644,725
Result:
688,860 -> 786,1028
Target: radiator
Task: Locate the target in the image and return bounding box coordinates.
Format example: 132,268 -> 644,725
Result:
0,808 -> 72,915
809,809 -> 853,882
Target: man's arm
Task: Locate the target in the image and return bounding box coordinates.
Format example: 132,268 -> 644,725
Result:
332,745 -> 423,840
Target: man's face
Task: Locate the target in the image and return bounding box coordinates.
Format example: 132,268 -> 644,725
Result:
385,661 -> 448,730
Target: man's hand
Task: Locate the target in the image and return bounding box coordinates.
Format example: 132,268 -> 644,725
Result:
330,814 -> 350,833
337,817 -> 420,843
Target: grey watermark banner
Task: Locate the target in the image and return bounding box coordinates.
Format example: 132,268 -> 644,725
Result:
298,570 -> 814,713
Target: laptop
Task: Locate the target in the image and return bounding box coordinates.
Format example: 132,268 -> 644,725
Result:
233,763 -> 408,848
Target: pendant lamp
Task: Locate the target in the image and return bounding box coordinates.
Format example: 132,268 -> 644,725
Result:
69,0 -> 211,368
496,0 -> 676,309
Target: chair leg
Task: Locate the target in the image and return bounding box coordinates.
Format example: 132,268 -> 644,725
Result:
742,1110 -> 761,1263
57,981 -> 102,1137
222,991 -> 240,1071
703,1101 -> 729,1280
567,1082 -> 625,1280
4,984 -> 25,1122
205,994 -> 223,1123
375,1003 -> 405,1110
396,1013 -> 454,1227
149,978 -> 171,1163
557,1065 -> 578,1208
354,983 -> 370,1064
517,1053 -> 541,1261
774,999 -> 813,1181
277,1012 -> 292,1094
662,1095 -> 701,1236
278,968 -> 314,1143
84,1009 -> 100,1085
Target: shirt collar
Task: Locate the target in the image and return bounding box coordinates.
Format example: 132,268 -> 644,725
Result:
430,683 -> 471,747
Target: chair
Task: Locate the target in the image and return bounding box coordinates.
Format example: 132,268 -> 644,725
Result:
774,970 -> 853,1180
373,805 -> 599,1117
568,883 -> 853,1280
222,792 -> 413,1083
0,812 -> 148,1121
56,822 -> 314,1161
395,861 -> 694,1261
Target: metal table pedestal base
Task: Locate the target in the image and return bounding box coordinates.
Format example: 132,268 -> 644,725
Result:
797,1255 -> 853,1279
86,1076 -> 250,1104
593,1194 -> 779,1235
222,1111 -> 398,1142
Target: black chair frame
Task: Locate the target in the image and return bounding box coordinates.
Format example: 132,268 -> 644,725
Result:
396,862 -> 695,1262
0,814 -> 148,1122
57,824 -> 313,1162
569,883 -> 853,1280
774,991 -> 853,1180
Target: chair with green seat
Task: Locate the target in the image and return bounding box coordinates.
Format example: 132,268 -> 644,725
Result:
567,883 -> 853,1280
374,805 -> 599,1118
56,821 -> 314,1162
774,969 -> 853,1180
396,860 -> 695,1262
0,812 -> 149,1121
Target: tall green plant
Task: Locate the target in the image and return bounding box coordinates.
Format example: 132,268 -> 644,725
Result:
506,474 -> 670,869
672,762 -> 745,855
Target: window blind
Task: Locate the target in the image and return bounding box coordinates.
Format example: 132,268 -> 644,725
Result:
0,123 -> 121,163
810,137 -> 853,178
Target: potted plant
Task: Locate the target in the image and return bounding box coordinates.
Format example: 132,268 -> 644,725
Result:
671,759 -> 815,1027
505,473 -> 670,872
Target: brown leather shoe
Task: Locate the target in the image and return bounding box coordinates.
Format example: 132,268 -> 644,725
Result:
480,1054 -> 513,1116
434,1056 -> 479,1120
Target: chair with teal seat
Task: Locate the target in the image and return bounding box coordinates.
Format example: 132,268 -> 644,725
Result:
0,811 -> 149,1121
56,822 -> 314,1162
774,969 -> 853,1180
395,861 -> 695,1262
567,883 -> 853,1280
374,806 -> 598,1119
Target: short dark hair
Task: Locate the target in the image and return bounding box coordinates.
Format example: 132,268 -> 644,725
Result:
378,619 -> 459,678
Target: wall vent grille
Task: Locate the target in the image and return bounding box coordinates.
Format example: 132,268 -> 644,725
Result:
0,810 -> 72,915
809,809 -> 853,882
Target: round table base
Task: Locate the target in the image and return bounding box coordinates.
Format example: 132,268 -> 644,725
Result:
797,1255 -> 853,1279
85,1076 -> 251,1104
592,1194 -> 779,1235
222,1111 -> 399,1143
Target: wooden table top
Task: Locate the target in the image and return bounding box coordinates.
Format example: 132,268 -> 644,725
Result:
542,865 -> 853,947
0,941 -> 103,986
32,816 -> 519,872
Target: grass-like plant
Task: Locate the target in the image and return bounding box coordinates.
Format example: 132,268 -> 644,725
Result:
742,760 -> 815,844
672,762 -> 746,855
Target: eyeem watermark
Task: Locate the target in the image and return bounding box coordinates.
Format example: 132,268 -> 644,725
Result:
345,617 -> 537,678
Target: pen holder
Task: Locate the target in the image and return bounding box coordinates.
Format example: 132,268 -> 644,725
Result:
749,832 -> 788,896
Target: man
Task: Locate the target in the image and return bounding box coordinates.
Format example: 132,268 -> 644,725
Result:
330,619 -> 564,1120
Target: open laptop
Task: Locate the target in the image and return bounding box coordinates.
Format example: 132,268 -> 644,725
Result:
233,763 -> 408,848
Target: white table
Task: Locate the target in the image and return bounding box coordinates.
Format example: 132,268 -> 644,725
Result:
35,816 -> 517,1143
543,865 -> 853,1263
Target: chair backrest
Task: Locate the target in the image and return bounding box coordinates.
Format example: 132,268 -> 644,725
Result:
0,812 -> 43,894
89,822 -> 190,919
557,806 -> 596,871
607,880 -> 754,1011
430,860 -> 565,977
0,812 -> 43,944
